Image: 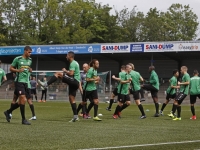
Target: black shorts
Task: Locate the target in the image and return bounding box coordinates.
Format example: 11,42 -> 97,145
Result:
82,90 -> 98,102
118,94 -> 130,103
129,88 -> 133,95
31,89 -> 37,95
14,83 -> 31,100
142,84 -> 158,98
69,86 -> 79,97
132,90 -> 140,100
175,92 -> 187,105
62,73 -> 79,89
112,88 -> 118,96
15,82 -> 28,96
166,93 -> 176,101
26,89 -> 32,100
190,95 -> 200,104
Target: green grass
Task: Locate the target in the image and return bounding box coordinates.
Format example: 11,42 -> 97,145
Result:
0,100 -> 200,150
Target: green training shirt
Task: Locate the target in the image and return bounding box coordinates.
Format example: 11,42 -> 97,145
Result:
180,73 -> 190,95
118,72 -> 130,95
11,56 -> 32,83
166,76 -> 177,95
190,76 -> 200,95
150,70 -> 159,90
69,60 -> 80,82
129,70 -> 141,91
0,68 -> 6,86
84,67 -> 97,91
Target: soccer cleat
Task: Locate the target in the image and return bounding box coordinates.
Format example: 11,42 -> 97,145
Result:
140,98 -> 145,102
190,116 -> 196,120
93,116 -> 102,121
173,117 -> 181,121
83,114 -> 88,119
38,80 -> 48,88
117,112 -> 121,118
160,110 -> 164,116
87,113 -> 91,119
22,119 -> 31,125
168,113 -> 175,118
106,107 -> 111,111
4,111 -> 10,122
154,113 -> 160,117
29,116 -> 36,120
112,115 -> 118,119
140,115 -> 146,119
69,118 -> 79,122
9,113 -> 12,119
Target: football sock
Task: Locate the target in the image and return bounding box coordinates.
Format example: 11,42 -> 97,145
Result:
20,104 -> 26,120
120,103 -> 128,112
7,103 -> 19,114
47,75 -> 57,85
177,106 -> 181,118
87,102 -> 94,114
191,106 -> 195,116
138,104 -> 145,116
71,103 -> 77,116
29,104 -> 35,116
172,104 -> 177,114
77,103 -> 82,114
94,104 -> 98,117
108,99 -> 114,109
161,103 -> 167,111
114,105 -> 121,115
155,103 -> 159,113
35,96 -> 37,101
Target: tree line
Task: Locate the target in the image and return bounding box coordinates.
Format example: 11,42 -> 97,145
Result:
0,0 -> 199,46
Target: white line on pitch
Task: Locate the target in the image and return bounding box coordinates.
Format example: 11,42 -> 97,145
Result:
77,140 -> 200,150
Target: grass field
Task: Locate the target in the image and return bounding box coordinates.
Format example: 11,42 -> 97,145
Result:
0,100 -> 200,150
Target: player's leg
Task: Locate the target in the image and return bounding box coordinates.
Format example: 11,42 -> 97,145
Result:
26,89 -> 36,120
133,90 -> 146,119
40,90 -> 44,102
4,92 -> 19,122
113,96 -> 123,119
160,94 -> 170,115
92,90 -> 101,121
139,88 -> 145,102
173,93 -> 187,121
34,89 -> 38,102
106,88 -> 117,111
68,86 -> 79,122
44,89 -> 47,101
18,83 -> 31,125
190,95 -> 196,120
86,97 -> 94,119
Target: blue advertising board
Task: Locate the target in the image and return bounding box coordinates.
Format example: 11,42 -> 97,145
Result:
31,45 -> 101,55
0,47 -> 24,55
0,45 -> 101,55
130,44 -> 144,52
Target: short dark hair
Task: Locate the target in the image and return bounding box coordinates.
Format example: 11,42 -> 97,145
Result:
173,69 -> 179,75
24,46 -> 32,51
68,51 -> 75,58
121,65 -> 126,70
149,66 -> 155,70
193,70 -> 199,75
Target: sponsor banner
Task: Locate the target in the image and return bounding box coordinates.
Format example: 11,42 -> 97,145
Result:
0,47 -> 24,55
176,43 -> 200,51
0,45 -> 101,55
130,44 -> 144,52
144,43 -> 174,52
32,45 -> 101,54
101,44 -> 130,53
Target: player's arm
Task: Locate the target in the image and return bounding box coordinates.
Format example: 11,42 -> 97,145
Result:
170,80 -> 180,89
3,71 -> 7,81
149,75 -> 157,84
10,58 -> 24,73
112,75 -> 121,81
121,77 -> 131,84
62,68 -> 74,76
178,76 -> 190,85
79,82 -> 83,94
86,69 -> 99,82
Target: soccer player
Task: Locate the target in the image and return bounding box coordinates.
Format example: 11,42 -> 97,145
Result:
30,77 -> 38,102
128,63 -> 145,102
6,73 -> 37,121
106,65 -> 126,111
82,59 -> 102,121
112,65 -> 131,119
160,69 -> 180,115
127,64 -> 146,119
141,66 -> 160,117
4,46 -> 32,125
38,51 -> 81,122
76,63 -> 92,118
0,60 -> 7,86
170,66 -> 190,121
188,70 -> 200,120
40,77 -> 47,102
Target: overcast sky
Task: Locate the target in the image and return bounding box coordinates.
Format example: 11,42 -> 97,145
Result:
95,0 -> 200,39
